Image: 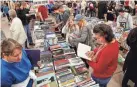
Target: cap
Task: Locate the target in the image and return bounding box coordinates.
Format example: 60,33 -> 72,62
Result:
74,14 -> 84,22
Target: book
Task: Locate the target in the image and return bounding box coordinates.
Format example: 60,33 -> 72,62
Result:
69,57 -> 84,66
65,53 -> 77,59
59,42 -> 70,49
58,79 -> 75,87
75,66 -> 88,75
35,72 -> 56,87
53,55 -> 65,61
76,78 -> 93,86
56,70 -> 72,78
55,67 -> 71,74
52,49 -> 64,56
54,59 -> 69,66
34,30 -> 45,40
50,45 -> 62,51
40,51 -> 52,63
58,74 -> 75,83
63,49 -> 75,55
40,81 -> 58,87
55,64 -> 70,71
77,43 -> 91,61
46,33 -> 56,39
38,63 -> 54,73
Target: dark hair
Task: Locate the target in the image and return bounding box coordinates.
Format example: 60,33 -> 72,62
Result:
118,7 -> 125,12
93,24 -> 114,43
52,5 -> 59,11
127,27 -> 137,48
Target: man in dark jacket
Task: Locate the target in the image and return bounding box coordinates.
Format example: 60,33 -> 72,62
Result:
122,27 -> 137,87
16,2 -> 35,48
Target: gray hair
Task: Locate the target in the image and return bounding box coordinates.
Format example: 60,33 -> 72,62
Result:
8,9 -> 17,18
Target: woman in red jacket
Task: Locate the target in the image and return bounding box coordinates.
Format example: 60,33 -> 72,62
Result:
86,24 -> 119,87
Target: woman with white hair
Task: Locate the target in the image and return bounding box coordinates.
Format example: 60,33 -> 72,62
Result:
8,9 -> 27,47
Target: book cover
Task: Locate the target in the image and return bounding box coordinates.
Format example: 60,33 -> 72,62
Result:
58,79 -> 75,87
35,72 -> 56,87
50,45 -> 62,51
65,53 -> 77,59
59,42 -> 70,49
40,81 -> 58,87
34,30 -> 45,40
40,51 -> 52,63
54,59 -> 69,66
52,49 -> 64,56
77,43 -> 91,61
53,55 -> 65,61
69,57 -> 84,66
55,64 -> 70,71
63,49 -> 75,55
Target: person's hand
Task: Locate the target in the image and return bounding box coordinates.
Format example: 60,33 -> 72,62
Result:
85,51 -> 94,59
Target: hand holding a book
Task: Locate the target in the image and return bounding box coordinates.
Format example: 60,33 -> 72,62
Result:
85,51 -> 96,61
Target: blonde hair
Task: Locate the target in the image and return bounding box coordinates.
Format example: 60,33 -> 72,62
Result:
1,38 -> 22,57
78,19 -> 87,29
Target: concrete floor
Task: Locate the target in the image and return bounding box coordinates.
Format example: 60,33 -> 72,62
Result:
1,17 -> 134,87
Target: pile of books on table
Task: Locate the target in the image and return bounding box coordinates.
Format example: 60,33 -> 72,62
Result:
34,62 -> 58,87
34,50 -> 58,87
49,42 -> 99,87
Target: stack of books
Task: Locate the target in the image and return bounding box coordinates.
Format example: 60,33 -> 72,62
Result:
55,68 -> 76,87
50,44 -> 62,51
55,33 -> 66,43
59,42 -> 70,49
76,78 -> 98,87
34,63 -> 57,87
63,49 -> 75,55
54,59 -> 70,70
40,51 -> 53,63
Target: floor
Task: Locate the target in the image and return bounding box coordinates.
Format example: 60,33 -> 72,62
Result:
1,17 -> 134,87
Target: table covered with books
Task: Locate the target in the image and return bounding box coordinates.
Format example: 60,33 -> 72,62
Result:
31,20 -> 100,87
31,17 -> 134,86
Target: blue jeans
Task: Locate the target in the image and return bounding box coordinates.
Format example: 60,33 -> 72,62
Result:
92,76 -> 111,87
24,24 -> 33,43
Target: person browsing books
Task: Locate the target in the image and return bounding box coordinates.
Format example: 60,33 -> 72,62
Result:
62,16 -> 80,44
86,24 -> 119,87
70,14 -> 93,68
117,8 -> 133,31
1,38 -> 36,87
69,14 -> 93,48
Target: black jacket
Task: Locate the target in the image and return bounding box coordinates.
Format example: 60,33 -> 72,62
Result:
16,8 -> 30,25
123,28 -> 137,83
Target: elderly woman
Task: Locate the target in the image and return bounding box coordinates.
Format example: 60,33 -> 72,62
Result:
86,24 -> 119,87
1,38 -> 36,87
8,9 -> 27,47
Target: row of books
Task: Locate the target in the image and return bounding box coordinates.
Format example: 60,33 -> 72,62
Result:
50,42 -> 99,87
33,22 -> 99,87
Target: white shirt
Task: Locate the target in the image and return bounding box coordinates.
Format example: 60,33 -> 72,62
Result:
117,12 -> 133,29
10,17 -> 27,45
81,1 -> 86,10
